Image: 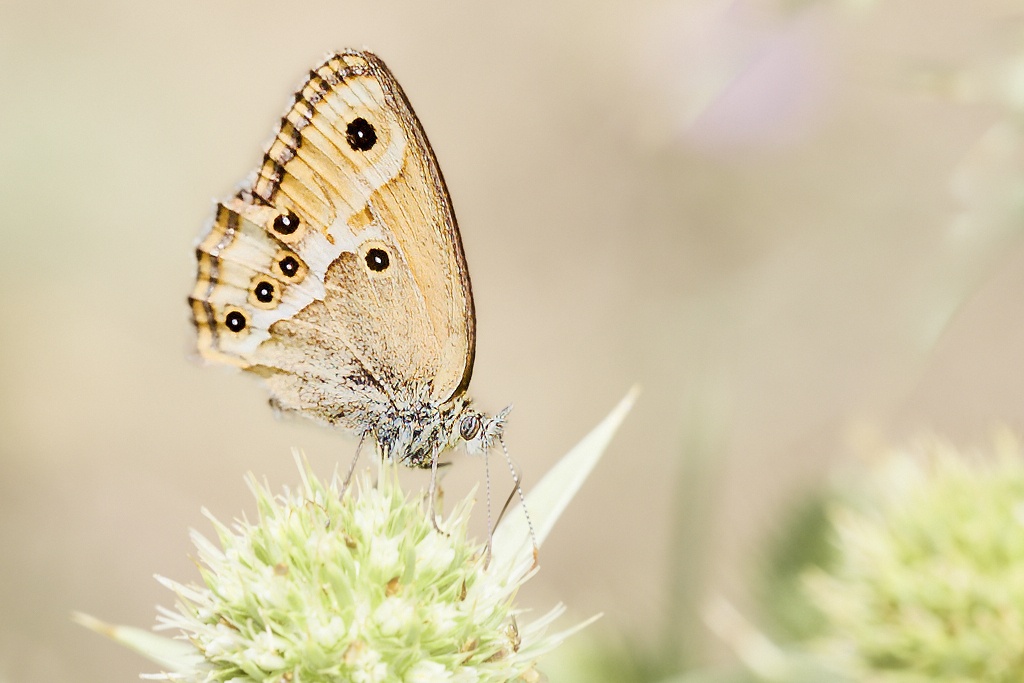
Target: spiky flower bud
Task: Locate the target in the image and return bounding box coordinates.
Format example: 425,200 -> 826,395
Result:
78,391 -> 638,683
152,460 -> 562,683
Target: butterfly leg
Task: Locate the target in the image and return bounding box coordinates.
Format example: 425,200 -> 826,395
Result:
340,429 -> 370,501
427,443 -> 445,534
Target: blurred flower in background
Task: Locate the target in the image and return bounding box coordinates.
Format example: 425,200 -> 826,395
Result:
636,1 -> 834,151
805,431 -> 1024,681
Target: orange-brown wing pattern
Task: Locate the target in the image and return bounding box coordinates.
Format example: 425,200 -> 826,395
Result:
190,50 -> 475,427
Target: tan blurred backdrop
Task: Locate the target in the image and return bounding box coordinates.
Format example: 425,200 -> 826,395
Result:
3,0 -> 1024,680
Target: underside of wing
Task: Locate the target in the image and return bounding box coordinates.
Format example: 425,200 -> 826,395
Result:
190,50 -> 476,426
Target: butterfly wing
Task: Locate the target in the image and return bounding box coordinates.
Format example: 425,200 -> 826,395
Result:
190,50 -> 475,429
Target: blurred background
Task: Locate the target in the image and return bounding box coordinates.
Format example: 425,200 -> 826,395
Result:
3,0 -> 1024,680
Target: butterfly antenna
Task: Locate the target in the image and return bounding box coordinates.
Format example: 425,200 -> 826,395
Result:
483,443 -> 494,567
498,434 -> 539,565
340,429 -> 369,500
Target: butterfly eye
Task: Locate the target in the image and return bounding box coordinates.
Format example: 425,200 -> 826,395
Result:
224,309 -> 248,333
346,117 -> 377,151
272,211 -> 300,236
459,415 -> 481,441
365,248 -> 390,272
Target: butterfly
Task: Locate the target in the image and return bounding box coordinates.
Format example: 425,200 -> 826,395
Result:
189,49 -> 509,469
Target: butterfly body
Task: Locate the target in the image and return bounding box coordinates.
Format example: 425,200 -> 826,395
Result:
190,50 -> 504,465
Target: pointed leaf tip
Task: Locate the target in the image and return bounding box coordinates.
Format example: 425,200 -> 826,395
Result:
492,386 -> 639,565
74,611 -> 201,672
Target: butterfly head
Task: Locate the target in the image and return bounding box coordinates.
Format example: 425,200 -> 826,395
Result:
458,405 -> 512,456
375,401 -> 512,466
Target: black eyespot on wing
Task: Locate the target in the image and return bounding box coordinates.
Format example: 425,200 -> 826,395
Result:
279,255 -> 299,278
346,117 -> 377,151
365,248 -> 389,272
248,275 -> 282,310
272,250 -> 307,284
272,211 -> 300,236
254,281 -> 275,303
225,310 -> 247,333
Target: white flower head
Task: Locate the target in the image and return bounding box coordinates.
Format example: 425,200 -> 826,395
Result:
78,390 -> 637,683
